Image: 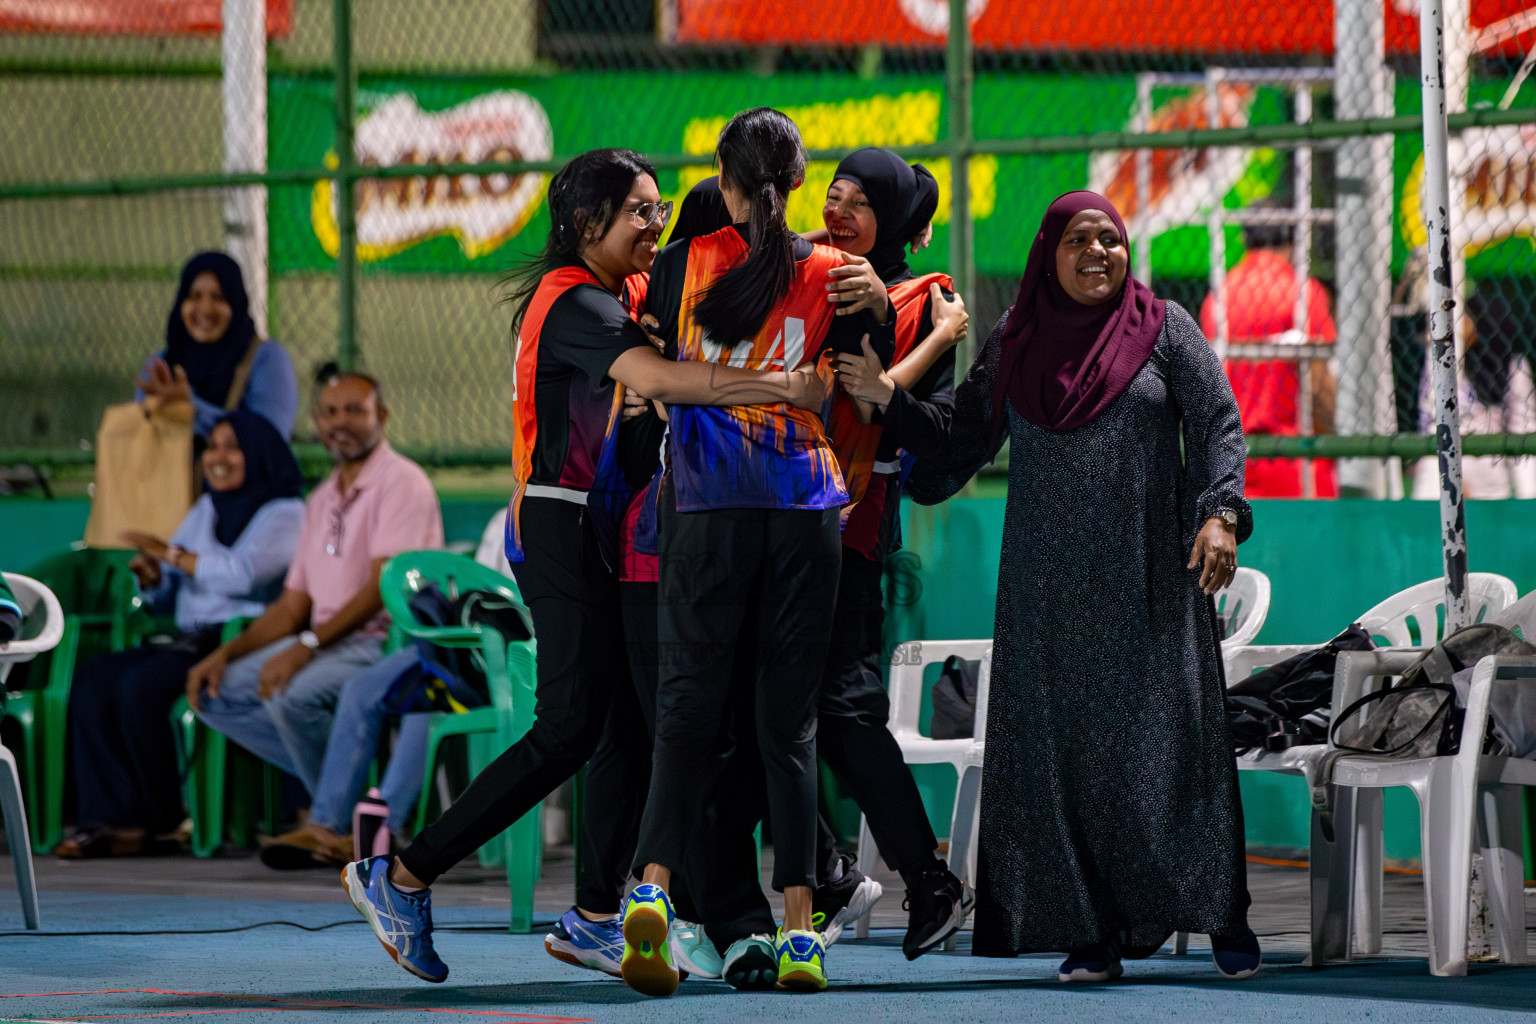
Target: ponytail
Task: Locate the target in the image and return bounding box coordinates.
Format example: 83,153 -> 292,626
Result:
693,107 -> 805,344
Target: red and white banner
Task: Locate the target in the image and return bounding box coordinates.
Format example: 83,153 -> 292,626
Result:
671,0 -> 1533,56
0,0 -> 291,36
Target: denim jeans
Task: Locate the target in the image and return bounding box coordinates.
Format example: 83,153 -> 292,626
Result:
196,633 -> 383,792
306,647 -> 429,835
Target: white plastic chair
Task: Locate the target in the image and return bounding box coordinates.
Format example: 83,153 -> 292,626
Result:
1216,567 -> 1271,649
0,572 -> 63,930
1320,586 -> 1536,975
852,639 -> 990,940
1219,572 -> 1516,965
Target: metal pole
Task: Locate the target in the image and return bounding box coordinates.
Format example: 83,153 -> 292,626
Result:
1419,0 -> 1471,630
1134,73 -> 1153,287
946,0 -> 974,370
1205,69 -> 1229,360
1334,0 -> 1395,497
221,0 -> 268,338
1293,84 -> 1315,499
333,0 -> 359,372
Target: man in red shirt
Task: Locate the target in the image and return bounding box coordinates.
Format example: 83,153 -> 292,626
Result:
1200,218 -> 1338,498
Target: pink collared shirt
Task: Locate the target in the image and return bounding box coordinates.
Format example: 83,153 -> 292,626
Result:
285,440 -> 443,634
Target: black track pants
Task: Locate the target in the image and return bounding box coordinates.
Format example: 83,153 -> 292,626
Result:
634,487 -> 841,892
399,498 -> 645,914
816,549 -> 942,886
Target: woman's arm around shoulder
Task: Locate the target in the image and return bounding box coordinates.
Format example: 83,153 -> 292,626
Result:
903,310 -> 1011,505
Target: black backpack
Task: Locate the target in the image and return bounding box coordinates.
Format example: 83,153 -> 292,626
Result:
1225,624 -> 1375,754
384,582 -> 534,714
930,655 -> 980,739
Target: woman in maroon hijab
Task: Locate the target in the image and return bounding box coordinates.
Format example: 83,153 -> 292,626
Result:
889,191 -> 1258,981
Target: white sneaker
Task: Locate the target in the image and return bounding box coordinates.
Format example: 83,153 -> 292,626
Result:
668,918 -> 723,979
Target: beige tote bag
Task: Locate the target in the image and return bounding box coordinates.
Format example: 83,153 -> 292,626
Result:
83,340 -> 262,549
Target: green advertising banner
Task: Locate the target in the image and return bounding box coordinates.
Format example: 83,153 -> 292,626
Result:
269,72 -> 1536,280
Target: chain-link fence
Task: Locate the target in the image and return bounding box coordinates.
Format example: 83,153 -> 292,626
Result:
2,0 -> 1534,496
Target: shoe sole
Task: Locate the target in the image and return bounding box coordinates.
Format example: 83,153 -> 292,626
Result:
904,886 -> 977,961
1216,961 -> 1262,981
620,904 -> 678,997
544,934 -> 622,978
722,947 -> 777,991
821,877 -> 884,947
341,865 -> 447,984
776,964 -> 828,993
1058,962 -> 1124,983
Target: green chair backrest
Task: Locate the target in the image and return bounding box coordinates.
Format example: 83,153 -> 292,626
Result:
380,550 -> 527,627
380,550 -> 534,714
22,548 -> 137,619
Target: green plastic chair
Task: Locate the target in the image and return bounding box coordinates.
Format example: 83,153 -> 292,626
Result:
1,547 -> 141,853
171,617 -> 286,857
382,550 -> 539,934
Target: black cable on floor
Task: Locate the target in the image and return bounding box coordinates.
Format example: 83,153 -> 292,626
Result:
0,920 -> 540,937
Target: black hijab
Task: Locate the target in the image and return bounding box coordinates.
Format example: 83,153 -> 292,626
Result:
207,409 -> 303,548
667,176 -> 733,248
831,147 -> 937,281
165,251 -> 258,408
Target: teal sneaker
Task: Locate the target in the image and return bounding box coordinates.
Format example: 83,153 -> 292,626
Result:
620,883 -> 679,996
722,934 -> 777,991
669,918 -> 723,980
775,928 -> 828,992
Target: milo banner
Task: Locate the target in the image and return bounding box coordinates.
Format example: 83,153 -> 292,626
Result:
269,72 -> 1536,280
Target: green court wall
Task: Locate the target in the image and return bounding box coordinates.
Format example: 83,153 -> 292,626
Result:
4,493 -> 1532,863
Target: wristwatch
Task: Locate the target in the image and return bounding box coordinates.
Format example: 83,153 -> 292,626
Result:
297,630 -> 321,652
1212,507 -> 1239,529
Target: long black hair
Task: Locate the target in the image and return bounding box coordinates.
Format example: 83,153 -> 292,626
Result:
692,108 -> 805,343
504,148 -> 658,334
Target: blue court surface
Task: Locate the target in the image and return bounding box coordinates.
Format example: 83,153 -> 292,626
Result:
2,856 -> 1532,1024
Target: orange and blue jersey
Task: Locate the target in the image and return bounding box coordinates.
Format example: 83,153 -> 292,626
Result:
825,271 -> 954,512
505,263 -> 652,564
658,227 -> 894,512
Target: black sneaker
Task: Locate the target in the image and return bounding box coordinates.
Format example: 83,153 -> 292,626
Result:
811,854 -> 884,946
900,867 -> 973,960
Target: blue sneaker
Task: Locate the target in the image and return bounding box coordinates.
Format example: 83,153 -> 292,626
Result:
545,907 -> 623,977
342,856 -> 448,983
775,929 -> 828,992
620,883 -> 678,997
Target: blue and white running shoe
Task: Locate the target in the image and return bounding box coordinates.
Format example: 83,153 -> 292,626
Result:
342,856 -> 448,984
545,907 -> 624,977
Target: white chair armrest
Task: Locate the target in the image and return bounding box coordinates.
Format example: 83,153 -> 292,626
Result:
1224,643 -> 1317,682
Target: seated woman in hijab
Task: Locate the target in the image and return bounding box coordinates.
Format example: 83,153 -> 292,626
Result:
136,251 -> 299,440
896,192 -> 1260,981
56,411 -> 305,858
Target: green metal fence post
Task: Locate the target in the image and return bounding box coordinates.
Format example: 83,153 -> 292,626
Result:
333,0 -> 358,372
946,0 -> 975,371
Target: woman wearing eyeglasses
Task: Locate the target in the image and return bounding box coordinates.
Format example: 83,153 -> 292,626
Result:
341,148 -> 829,986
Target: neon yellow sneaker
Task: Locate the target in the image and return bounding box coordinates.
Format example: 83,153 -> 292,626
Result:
620,883 -> 678,997
775,928 -> 828,992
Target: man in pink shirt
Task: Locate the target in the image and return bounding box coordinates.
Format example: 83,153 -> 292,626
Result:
187,369 -> 443,849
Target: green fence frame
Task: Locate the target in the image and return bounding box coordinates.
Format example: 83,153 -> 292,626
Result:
3,0 -> 1536,469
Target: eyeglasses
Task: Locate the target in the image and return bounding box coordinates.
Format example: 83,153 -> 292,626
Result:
625,200 -> 673,232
